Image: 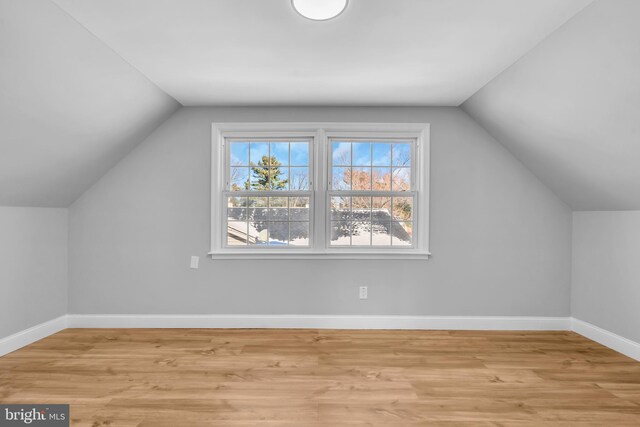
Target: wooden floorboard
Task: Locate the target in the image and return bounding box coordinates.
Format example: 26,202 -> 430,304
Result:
1,329 -> 639,426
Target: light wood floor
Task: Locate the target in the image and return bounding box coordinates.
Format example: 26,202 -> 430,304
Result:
1,329 -> 640,426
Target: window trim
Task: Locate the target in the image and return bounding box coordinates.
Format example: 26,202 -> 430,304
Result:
210,122 -> 431,260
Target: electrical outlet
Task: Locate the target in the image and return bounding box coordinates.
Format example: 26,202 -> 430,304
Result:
359,286 -> 368,300
190,256 -> 199,269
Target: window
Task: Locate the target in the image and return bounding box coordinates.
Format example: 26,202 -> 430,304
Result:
211,123 -> 430,259
329,139 -> 414,247
225,139 -> 313,247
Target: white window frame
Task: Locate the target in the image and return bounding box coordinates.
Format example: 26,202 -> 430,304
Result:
210,122 -> 431,260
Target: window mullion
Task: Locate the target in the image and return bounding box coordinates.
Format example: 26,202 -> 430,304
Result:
314,128 -> 326,251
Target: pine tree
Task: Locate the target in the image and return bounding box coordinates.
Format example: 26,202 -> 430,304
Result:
250,155 -> 288,190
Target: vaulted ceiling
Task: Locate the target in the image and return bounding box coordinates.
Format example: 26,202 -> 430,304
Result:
463,0 -> 640,210
0,0 -> 179,207
2,0 -> 638,210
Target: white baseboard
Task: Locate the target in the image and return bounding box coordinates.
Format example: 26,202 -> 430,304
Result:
66,314 -> 571,331
572,318 -> 640,361
3,315 -> 639,363
0,315 -> 68,357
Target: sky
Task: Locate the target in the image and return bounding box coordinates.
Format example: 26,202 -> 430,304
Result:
230,141 -> 309,166
230,140 -> 411,167
229,140 -> 412,192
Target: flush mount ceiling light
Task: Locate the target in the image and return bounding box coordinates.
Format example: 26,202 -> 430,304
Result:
292,0 -> 348,21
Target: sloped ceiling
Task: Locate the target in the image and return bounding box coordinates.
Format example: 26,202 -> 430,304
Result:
4,0 -> 634,210
52,0 -> 590,106
463,0 -> 640,210
0,0 -> 180,207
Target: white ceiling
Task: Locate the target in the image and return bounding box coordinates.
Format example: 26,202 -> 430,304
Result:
463,0 -> 640,210
53,0 -> 591,107
0,0 -> 180,207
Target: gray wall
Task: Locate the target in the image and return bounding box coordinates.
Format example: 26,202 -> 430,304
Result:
0,207 -> 68,338
572,211 -> 640,342
69,107 -> 572,317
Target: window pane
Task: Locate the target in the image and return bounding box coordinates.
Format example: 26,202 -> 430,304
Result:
332,141 -> 351,166
248,197 -> 268,221
248,196 -> 268,207
372,197 -> 392,218
250,142 -> 269,165
393,197 -> 413,221
352,196 -> 371,212
371,220 -> 392,246
269,196 -> 288,208
290,142 -> 309,166
230,140 -> 310,192
351,221 -> 372,246
289,167 -> 309,190
269,167 -> 289,190
268,222 -> 289,246
270,142 -> 289,166
228,207 -> 246,221
351,197 -> 371,246
230,167 -> 249,191
332,167 -> 350,190
352,142 -> 371,166
230,142 -> 249,166
248,219 -> 269,246
392,167 -> 411,191
250,208 -> 268,221
290,196 -> 310,221
290,196 -> 309,208
227,220 -> 249,246
330,221 -> 352,246
228,196 -> 247,208
391,221 -> 413,246
372,167 -> 391,191
269,197 -> 288,221
290,222 -> 310,246
331,196 -> 351,220
248,163 -> 270,191
328,196 -> 414,247
227,197 -> 248,246
228,196 -> 311,248
372,143 -> 391,166
392,142 -> 411,167
351,167 -> 371,190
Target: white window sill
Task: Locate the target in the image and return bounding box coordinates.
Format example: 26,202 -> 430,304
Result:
208,251 -> 431,260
